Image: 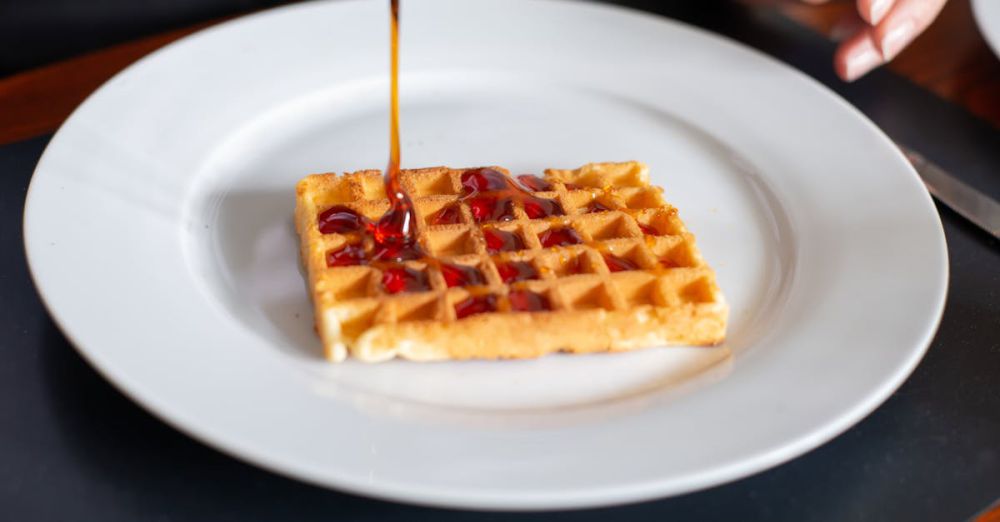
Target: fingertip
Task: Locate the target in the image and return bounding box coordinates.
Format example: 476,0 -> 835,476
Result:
833,44 -> 854,82
858,0 -> 893,26
835,30 -> 884,81
871,0 -> 946,60
834,58 -> 852,82
871,0 -> 893,24
857,0 -> 875,25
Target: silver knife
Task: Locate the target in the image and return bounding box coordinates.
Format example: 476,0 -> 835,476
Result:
899,144 -> 1000,239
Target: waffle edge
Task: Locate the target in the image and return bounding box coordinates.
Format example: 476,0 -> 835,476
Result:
295,161 -> 727,362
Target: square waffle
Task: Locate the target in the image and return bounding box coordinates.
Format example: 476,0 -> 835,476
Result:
294,161 -> 727,362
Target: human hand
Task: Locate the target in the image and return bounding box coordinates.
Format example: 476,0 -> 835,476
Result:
806,0 -> 948,81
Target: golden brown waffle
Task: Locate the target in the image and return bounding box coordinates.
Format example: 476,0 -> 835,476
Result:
294,161 -> 727,362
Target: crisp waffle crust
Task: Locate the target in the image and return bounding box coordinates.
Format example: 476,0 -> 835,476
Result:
294,162 -> 727,362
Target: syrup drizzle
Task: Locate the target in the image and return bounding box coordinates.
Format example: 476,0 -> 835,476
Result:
603,253 -> 638,273
312,1 -> 424,272
516,174 -> 553,192
326,243 -> 367,267
508,290 -> 550,312
454,294 -> 498,319
440,262 -> 487,287
539,227 -> 584,248
496,261 -> 539,283
638,223 -> 660,236
382,265 -> 431,294
316,0 -> 673,311
318,205 -> 369,234
431,204 -> 463,225
450,168 -> 565,224
482,228 -> 525,253
585,200 -> 615,213
373,0 -> 425,262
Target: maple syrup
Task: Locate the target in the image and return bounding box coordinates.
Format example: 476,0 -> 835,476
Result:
483,228 -> 525,253
603,253 -> 638,273
432,168 -> 565,225
468,195 -> 516,222
320,0 -> 422,268
554,253 -> 586,276
318,205 -> 371,234
508,290 -> 550,312
523,197 -> 564,219
317,4 -> 566,266
455,294 -> 498,319
638,223 -> 660,236
326,243 -> 367,267
440,262 -> 486,287
515,174 -> 553,192
462,168 -> 509,193
317,1 -> 655,311
382,265 -> 431,294
371,240 -> 424,262
373,0 -> 425,263
585,200 -> 615,214
539,227 -> 583,248
659,257 -> 679,269
496,261 -> 539,283
431,204 -> 463,225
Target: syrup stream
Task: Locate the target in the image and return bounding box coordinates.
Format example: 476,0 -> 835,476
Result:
320,1 -> 670,305
373,0 -> 422,258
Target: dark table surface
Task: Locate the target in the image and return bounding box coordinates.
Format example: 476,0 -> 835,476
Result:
2,2 -> 999,521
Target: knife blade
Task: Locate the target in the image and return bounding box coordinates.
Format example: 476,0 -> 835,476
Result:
899,144 -> 1000,239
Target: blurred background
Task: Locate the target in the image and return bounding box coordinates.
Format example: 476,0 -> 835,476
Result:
0,0 -> 731,77
0,0 -> 289,76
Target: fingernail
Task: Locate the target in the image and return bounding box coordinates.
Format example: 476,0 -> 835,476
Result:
881,19 -> 915,60
869,0 -> 891,25
844,46 -> 883,81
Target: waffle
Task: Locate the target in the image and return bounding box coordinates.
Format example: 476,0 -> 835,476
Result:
294,161 -> 727,362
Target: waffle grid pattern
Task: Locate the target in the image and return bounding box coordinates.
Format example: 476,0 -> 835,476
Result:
295,162 -> 727,361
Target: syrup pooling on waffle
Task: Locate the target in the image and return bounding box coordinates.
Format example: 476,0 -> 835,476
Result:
296,1 -> 724,362
432,167 -> 566,224
295,162 -> 728,362
369,0 -> 426,265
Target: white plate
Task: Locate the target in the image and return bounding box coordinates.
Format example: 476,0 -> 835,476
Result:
973,0 -> 1000,58
24,0 -> 947,510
